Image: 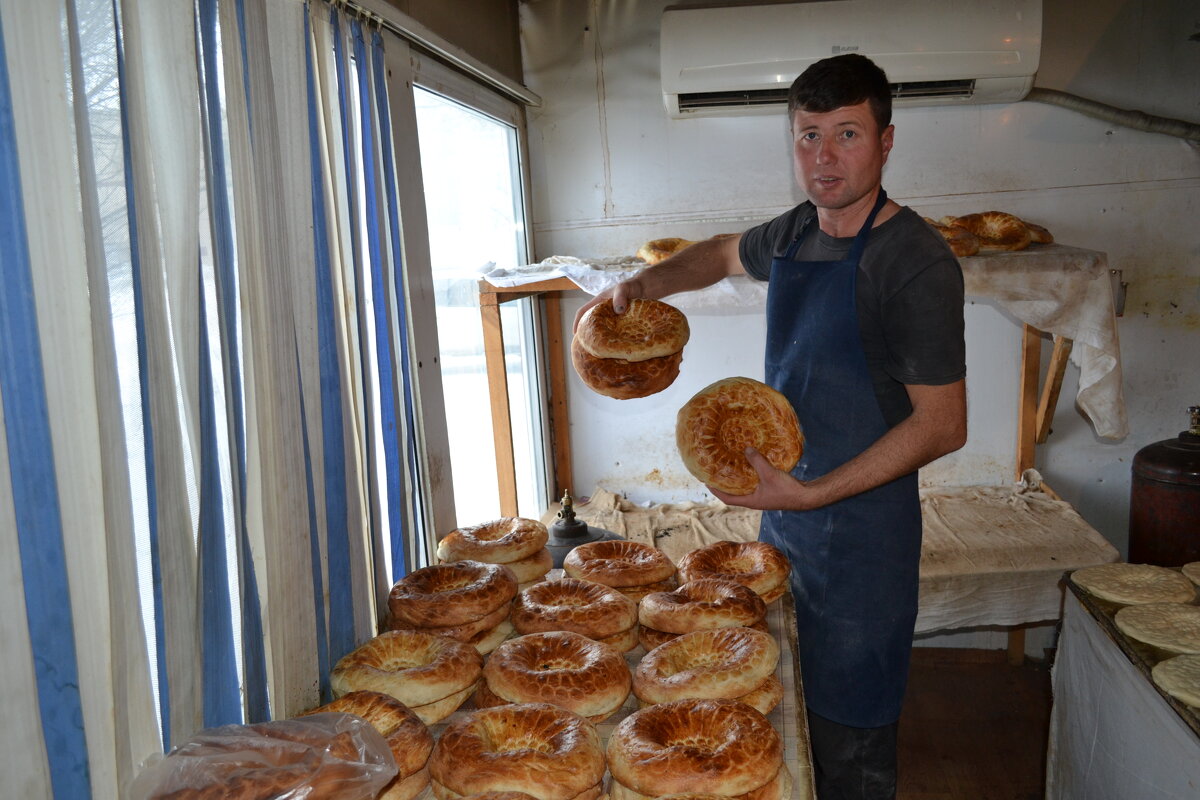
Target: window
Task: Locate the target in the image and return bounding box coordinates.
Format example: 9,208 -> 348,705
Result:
412,71 -> 548,525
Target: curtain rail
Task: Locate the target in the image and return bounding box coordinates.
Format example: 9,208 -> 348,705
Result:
341,0 -> 541,108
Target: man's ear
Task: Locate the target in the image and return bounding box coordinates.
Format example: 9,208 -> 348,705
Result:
880,124 -> 895,163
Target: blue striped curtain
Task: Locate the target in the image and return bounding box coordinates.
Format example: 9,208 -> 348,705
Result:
0,0 -> 425,795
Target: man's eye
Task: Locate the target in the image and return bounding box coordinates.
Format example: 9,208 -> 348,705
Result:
841,130 -> 856,140
803,132 -> 819,141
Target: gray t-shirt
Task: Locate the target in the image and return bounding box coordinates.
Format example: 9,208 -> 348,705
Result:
739,202 -> 966,427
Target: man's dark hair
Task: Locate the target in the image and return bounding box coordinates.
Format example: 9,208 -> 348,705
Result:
787,53 -> 892,133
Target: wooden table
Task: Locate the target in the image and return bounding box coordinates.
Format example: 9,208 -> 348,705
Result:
1046,579 -> 1200,798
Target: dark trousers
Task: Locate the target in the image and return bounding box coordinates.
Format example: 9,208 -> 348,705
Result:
807,711 -> 899,800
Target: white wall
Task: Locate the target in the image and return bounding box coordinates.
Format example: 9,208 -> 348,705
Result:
519,0 -> 1200,558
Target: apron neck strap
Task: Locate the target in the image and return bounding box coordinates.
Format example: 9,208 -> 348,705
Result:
845,188 -> 888,262
785,188 -> 889,261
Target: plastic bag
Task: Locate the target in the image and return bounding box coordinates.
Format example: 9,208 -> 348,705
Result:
128,712 -> 397,800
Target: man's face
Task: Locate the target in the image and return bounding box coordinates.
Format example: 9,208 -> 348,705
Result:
791,101 -> 894,212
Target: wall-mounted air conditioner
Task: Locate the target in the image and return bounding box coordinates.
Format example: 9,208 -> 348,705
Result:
661,0 -> 1042,118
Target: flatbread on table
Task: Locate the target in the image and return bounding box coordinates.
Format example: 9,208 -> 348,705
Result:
1153,654 -> 1200,708
1114,603 -> 1200,655
1070,563 -> 1197,606
1181,562 -> 1200,586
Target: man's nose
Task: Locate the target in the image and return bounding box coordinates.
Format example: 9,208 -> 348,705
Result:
815,139 -> 835,165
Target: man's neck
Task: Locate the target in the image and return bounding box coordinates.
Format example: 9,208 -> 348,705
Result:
816,187 -> 898,237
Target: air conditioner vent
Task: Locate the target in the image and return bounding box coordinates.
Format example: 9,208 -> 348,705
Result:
891,78 -> 975,100
676,79 -> 977,114
678,89 -> 790,111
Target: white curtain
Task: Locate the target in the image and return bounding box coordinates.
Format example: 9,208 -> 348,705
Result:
0,0 -> 422,795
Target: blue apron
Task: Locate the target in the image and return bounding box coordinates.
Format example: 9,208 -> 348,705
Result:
759,190 -> 922,728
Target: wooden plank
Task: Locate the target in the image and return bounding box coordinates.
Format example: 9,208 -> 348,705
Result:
479,276 -> 579,298
542,293 -> 573,498
1035,336 -> 1073,444
480,295 -> 518,516
1016,324 -> 1042,480
1007,627 -> 1026,666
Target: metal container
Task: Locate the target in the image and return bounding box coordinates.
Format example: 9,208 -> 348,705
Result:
545,490 -> 624,569
1128,406 -> 1200,567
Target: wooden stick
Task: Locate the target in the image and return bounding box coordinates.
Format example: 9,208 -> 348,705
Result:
1035,336 -> 1073,444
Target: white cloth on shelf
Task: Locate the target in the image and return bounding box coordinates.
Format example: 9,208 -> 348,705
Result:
480,256 -> 767,313
960,243 -> 1128,439
489,242 -> 1127,439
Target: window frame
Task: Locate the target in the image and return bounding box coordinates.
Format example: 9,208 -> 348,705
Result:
380,37 -> 549,560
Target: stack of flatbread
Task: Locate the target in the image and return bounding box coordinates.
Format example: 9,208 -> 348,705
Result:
1072,562 -> 1200,709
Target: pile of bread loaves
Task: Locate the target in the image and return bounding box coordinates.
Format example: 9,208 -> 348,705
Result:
924,210 -> 1054,257
140,527 -> 798,799
571,297 -> 691,400
317,533 -> 795,800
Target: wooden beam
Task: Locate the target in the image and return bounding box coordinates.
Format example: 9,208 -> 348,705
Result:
542,293 -> 574,498
480,294 -> 518,516
1035,336 -> 1073,444
1007,628 -> 1026,666
1016,324 -> 1042,481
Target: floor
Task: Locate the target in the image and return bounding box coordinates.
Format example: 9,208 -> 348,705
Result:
896,647 -> 1054,800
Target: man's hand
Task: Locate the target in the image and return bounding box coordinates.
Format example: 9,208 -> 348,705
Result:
712,379 -> 967,512
573,277 -> 645,332
708,448 -> 827,511
572,234 -> 746,332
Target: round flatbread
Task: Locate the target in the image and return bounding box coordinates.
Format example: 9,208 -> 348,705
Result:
675,377 -> 803,495
1114,603 -> 1200,655
1152,654 -> 1200,708
1181,562 -> 1200,586
1070,563 -> 1196,606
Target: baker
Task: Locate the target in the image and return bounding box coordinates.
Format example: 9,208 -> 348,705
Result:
575,54 -> 967,800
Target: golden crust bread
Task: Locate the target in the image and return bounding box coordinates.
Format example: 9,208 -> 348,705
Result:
437,518 -> 549,564
633,626 -> 779,705
636,237 -> 698,265
1070,563 -> 1197,605
298,690 -> 433,781
513,577 -> 639,639
434,781 -> 604,800
676,377 -> 803,496
468,619 -> 515,656
397,602 -> 510,643
1114,603 -> 1200,654
939,211 -> 1032,253
1024,220 -> 1054,243
571,337 -> 683,400
639,616 -> 769,652
575,298 -> 690,362
429,703 -> 606,800
676,541 -> 791,599
409,680 -> 480,725
734,673 -> 784,716
638,579 -> 766,634
388,561 -> 518,628
613,577 -> 678,604
465,547 -> 554,584
563,540 -> 677,588
330,629 -> 483,708
610,767 -> 792,800
483,631 -> 632,720
1153,654 -> 1200,708
597,621 -> 641,653
924,217 -> 980,257
606,698 -> 783,797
